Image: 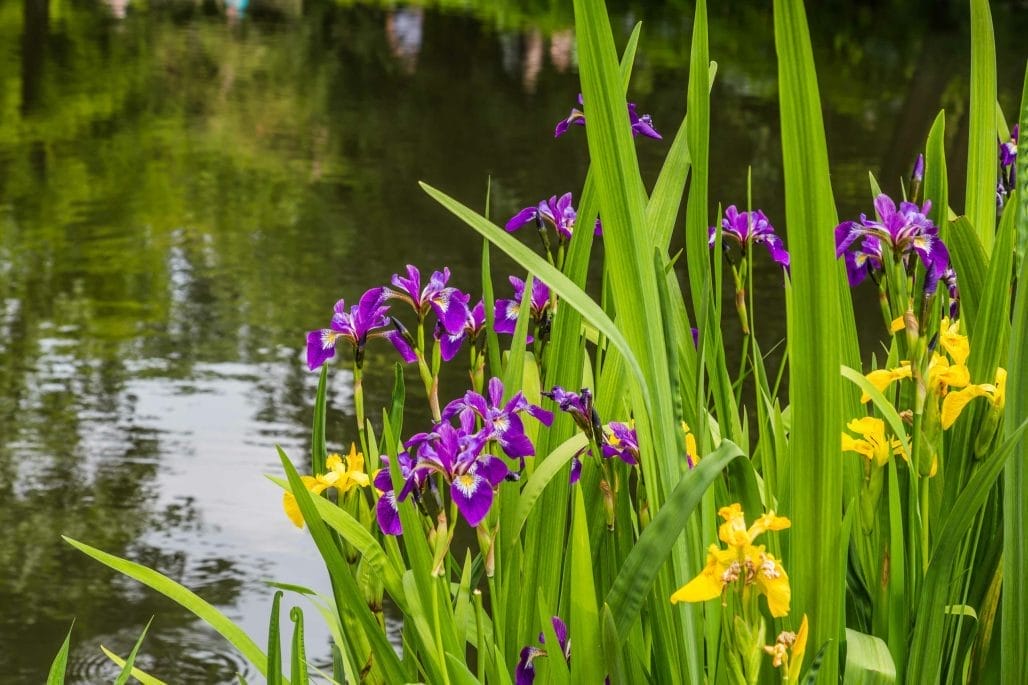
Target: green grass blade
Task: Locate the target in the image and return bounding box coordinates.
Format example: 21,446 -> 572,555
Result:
511,432 -> 588,539
924,110 -> 949,229
420,182 -> 647,394
46,623 -> 73,685
63,536 -> 270,677
606,440 -> 743,634
289,607 -> 309,685
101,646 -> 169,685
945,217 -> 988,330
601,604 -> 628,685
312,366 -> 328,475
569,487 -> 603,684
114,616 -> 154,685
774,0 -> 845,677
1001,64 -> 1028,685
266,591 -> 284,685
966,0 -> 998,253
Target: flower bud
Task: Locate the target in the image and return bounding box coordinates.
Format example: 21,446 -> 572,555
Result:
357,555 -> 384,613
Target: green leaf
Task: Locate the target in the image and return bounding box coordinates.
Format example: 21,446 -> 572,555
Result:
774,0 -> 845,679
420,182 -> 647,396
946,217 -> 988,330
966,0 -> 998,253
114,617 -> 154,685
605,440 -> 743,634
601,604 -> 628,685
924,110 -> 949,230
64,536 -> 270,677
312,366 -> 328,475
511,432 -> 588,539
569,487 -> 604,684
100,645 -> 169,685
46,623 -> 73,685
266,591 -> 283,685
843,629 -> 897,684
289,607 -> 309,685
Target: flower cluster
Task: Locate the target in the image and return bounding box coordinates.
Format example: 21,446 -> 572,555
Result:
709,205 -> 790,269
374,378 -> 551,534
542,386 -> 602,483
835,194 -> 949,292
671,503 -> 791,617
553,93 -> 662,139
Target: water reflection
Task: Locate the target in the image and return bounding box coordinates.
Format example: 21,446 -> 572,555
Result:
0,0 -> 1024,681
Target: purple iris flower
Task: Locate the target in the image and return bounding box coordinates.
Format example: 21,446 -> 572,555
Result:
835,194 -> 949,289
387,265 -> 471,336
940,267 -> 960,319
505,192 -> 602,240
373,451 -> 419,535
1000,125 -> 1018,168
494,276 -> 552,336
515,617 -> 571,685
437,298 -> 485,362
708,206 -> 790,269
601,421 -> 639,466
305,287 -> 417,371
554,93 -> 662,140
399,415 -> 510,528
441,377 -> 554,468
542,386 -> 602,483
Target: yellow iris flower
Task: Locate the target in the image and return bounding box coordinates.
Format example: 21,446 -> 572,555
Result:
283,444 -> 370,527
941,367 -> 1006,430
861,363 -> 911,403
938,317 -> 969,366
670,504 -> 791,617
841,417 -> 906,466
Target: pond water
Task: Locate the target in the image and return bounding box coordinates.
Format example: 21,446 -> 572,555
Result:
0,0 -> 1023,681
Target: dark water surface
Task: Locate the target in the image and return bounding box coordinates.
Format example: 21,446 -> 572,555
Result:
0,0 -> 1024,681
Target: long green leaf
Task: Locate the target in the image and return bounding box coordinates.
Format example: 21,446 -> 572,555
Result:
946,217 -> 988,330
100,646 -> 169,685
774,0 -> 845,678
1001,63 -> 1028,685
605,440 -> 743,634
114,617 -> 154,685
569,487 -> 603,684
966,0 -> 998,253
289,607 -> 309,685
420,182 -> 647,396
63,536 -> 270,677
266,591 -> 284,685
46,623 -> 73,685
924,110 -> 949,230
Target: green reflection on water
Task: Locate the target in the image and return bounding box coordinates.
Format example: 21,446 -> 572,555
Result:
0,0 -> 1024,681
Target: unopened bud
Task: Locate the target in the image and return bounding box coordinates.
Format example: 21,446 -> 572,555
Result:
357,555 -> 384,613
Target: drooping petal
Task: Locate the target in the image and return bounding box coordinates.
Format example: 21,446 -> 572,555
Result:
506,206 -> 540,232
670,545 -> 733,604
753,551 -> 791,617
376,491 -> 403,535
451,473 -> 495,527
383,329 -> 418,364
941,384 -> 991,429
515,646 -> 545,685
306,329 -> 338,371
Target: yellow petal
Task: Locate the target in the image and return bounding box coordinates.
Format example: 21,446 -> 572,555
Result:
282,492 -> 304,528
787,615 -> 809,683
747,512 -> 791,541
941,385 -> 989,429
325,453 -> 343,471
717,504 -> 750,547
939,321 -> 970,366
670,545 -> 729,604
889,315 -> 905,334
861,365 -> 910,403
345,443 -> 365,473
755,553 -> 791,617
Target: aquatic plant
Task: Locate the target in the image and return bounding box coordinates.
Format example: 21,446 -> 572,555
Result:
54,0 -> 1028,683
